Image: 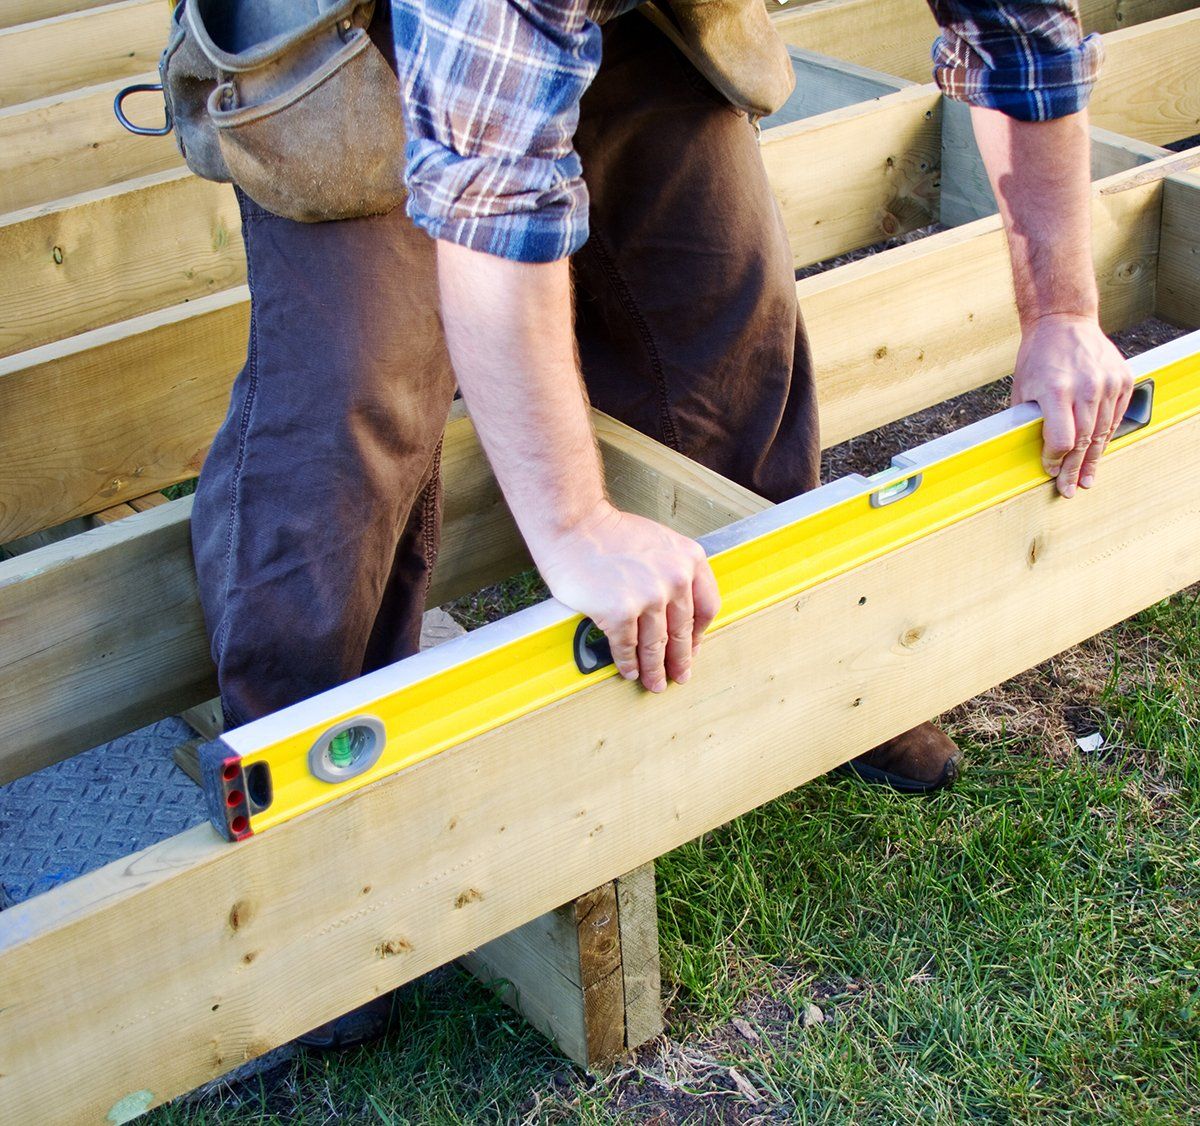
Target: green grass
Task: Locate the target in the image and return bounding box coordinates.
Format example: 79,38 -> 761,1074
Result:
152,590 -> 1200,1124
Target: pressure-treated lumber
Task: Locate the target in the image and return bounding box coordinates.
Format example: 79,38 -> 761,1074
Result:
0,86 -> 941,542
0,0 -> 165,109
1158,168 -> 1200,328
0,152 -> 1183,546
0,76 -> 180,215
0,411 -> 766,784
765,45 -> 909,129
1088,8 -> 1200,146
0,171 -> 241,357
770,0 -> 1197,85
939,97 -> 1170,227
613,861 -> 664,1048
0,500 -> 216,785
0,78 -> 937,354
462,863 -> 662,1067
4,393 -> 1198,1123
0,288 -> 248,542
762,85 -> 941,267
799,157 -> 1172,447
91,502 -> 138,524
0,0 -> 119,28
171,676 -> 663,1069
1089,128 -> 1175,183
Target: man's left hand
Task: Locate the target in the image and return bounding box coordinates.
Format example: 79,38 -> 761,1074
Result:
1011,314 -> 1134,498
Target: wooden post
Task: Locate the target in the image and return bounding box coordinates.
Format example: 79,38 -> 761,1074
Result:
461,864 -> 663,1069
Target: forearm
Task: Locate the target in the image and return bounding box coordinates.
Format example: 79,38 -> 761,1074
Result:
970,105 -> 1098,327
436,240 -> 606,560
970,104 -> 1132,496
435,239 -> 719,692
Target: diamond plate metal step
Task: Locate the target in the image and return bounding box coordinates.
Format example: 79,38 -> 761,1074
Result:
0,717 -> 206,906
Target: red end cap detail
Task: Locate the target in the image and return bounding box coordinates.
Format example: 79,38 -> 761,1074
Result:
221,758 -> 241,783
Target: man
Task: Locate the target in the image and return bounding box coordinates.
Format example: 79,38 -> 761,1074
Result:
190,0 -> 1133,1044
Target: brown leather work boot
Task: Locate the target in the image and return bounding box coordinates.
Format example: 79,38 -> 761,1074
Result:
840,722 -> 962,794
641,0 -> 796,119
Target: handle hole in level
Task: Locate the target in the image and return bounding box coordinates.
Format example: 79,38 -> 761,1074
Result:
246,762 -> 273,812
574,619 -> 613,674
1113,379 -> 1154,440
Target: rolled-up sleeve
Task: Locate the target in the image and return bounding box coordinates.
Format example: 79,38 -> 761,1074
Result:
927,1 -> 1104,121
391,0 -> 601,262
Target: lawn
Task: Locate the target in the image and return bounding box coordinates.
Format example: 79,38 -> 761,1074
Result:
151,587 -> 1200,1124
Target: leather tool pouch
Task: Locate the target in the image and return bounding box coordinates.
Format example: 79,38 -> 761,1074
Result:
123,0 -> 406,222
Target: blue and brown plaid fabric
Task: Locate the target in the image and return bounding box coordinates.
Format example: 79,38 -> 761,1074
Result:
930,1 -> 1103,121
390,0 -> 1103,263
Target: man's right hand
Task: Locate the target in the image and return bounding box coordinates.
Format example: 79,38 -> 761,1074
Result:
536,500 -> 721,693
436,243 -> 719,692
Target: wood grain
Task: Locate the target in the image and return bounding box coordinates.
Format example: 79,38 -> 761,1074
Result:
0,0 -> 165,109
0,0 -> 122,28
0,171 -> 241,357
4,401 -> 1197,1123
1089,8 -> 1200,146
0,76 -> 181,214
761,85 -> 942,268
0,412 -> 766,782
799,173 -> 1162,447
1158,168 -> 1200,328
0,288 -> 248,542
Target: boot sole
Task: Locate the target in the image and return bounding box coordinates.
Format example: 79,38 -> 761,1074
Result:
835,752 -> 960,794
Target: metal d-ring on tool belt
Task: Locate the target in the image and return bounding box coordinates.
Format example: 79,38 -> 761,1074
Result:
114,0 -> 407,222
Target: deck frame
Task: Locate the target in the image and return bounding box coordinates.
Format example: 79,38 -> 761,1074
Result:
2,0 -> 1200,1119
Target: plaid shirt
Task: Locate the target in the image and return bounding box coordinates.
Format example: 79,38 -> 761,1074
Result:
390,1 -> 1104,263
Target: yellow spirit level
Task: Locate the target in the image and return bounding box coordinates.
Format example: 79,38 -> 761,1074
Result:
199,332 -> 1200,840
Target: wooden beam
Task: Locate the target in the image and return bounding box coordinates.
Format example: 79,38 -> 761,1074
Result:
4,396 -> 1198,1122
0,80 -> 935,355
461,864 -> 661,1068
771,0 -> 938,84
761,85 -> 942,268
0,288 -> 247,542
91,502 -> 138,524
1158,168 -> 1200,328
0,76 -> 181,215
0,149 -> 1182,546
1088,126 -> 1174,181
0,411 -> 766,784
0,1 -> 165,109
0,171 -> 241,357
180,699 -> 225,743
799,159 -> 1167,448
0,499 -> 215,786
1089,8 -> 1200,146
939,97 -> 1170,227
0,86 -> 940,542
613,861 -> 664,1048
0,0 -> 122,29
770,0 -> 1197,85
763,45 -> 909,129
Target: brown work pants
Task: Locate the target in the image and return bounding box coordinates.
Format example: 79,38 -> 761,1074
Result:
190,14 -> 820,728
